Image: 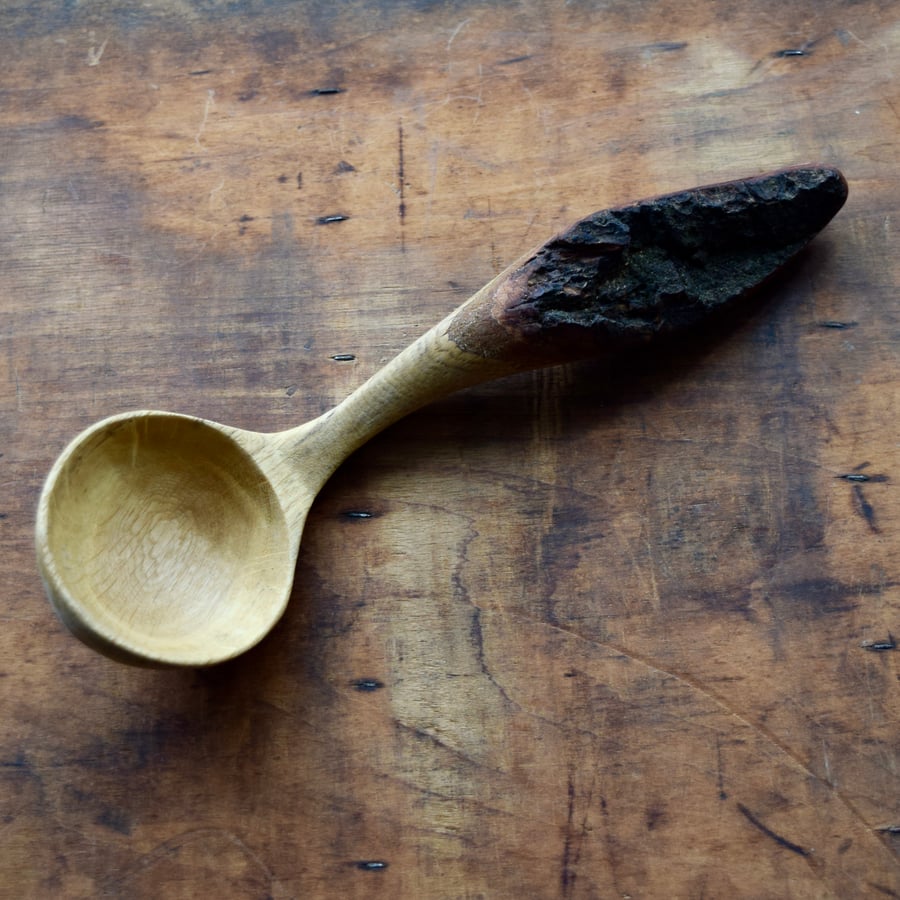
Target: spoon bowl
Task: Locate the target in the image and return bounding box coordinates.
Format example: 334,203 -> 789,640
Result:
38,412 -> 295,665
36,167 -> 848,666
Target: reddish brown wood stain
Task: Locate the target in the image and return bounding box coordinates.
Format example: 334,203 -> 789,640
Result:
1,0 -> 898,897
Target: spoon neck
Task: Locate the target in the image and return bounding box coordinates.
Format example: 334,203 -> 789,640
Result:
283,310 -> 518,486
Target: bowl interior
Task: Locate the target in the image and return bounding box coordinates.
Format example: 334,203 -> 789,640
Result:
38,413 -> 294,665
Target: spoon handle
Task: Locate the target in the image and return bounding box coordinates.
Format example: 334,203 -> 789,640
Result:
294,166 -> 846,479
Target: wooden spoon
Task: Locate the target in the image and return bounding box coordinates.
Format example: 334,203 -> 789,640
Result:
36,166 -> 847,666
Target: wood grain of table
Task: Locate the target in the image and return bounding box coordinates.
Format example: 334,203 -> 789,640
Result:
1,1 -> 898,897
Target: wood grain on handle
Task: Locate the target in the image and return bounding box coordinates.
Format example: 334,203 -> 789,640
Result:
293,167 -> 846,484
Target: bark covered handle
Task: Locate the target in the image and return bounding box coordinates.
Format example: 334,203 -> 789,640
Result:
446,166 -> 848,369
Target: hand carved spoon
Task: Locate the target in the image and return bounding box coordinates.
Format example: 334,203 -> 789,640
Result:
36,166 -> 847,666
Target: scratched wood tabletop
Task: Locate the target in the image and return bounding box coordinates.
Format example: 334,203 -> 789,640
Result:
2,0 -> 899,897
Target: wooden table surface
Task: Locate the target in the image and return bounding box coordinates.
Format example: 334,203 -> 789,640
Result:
2,1 -> 898,897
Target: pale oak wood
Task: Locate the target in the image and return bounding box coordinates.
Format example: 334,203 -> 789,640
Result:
36,169 -> 846,666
